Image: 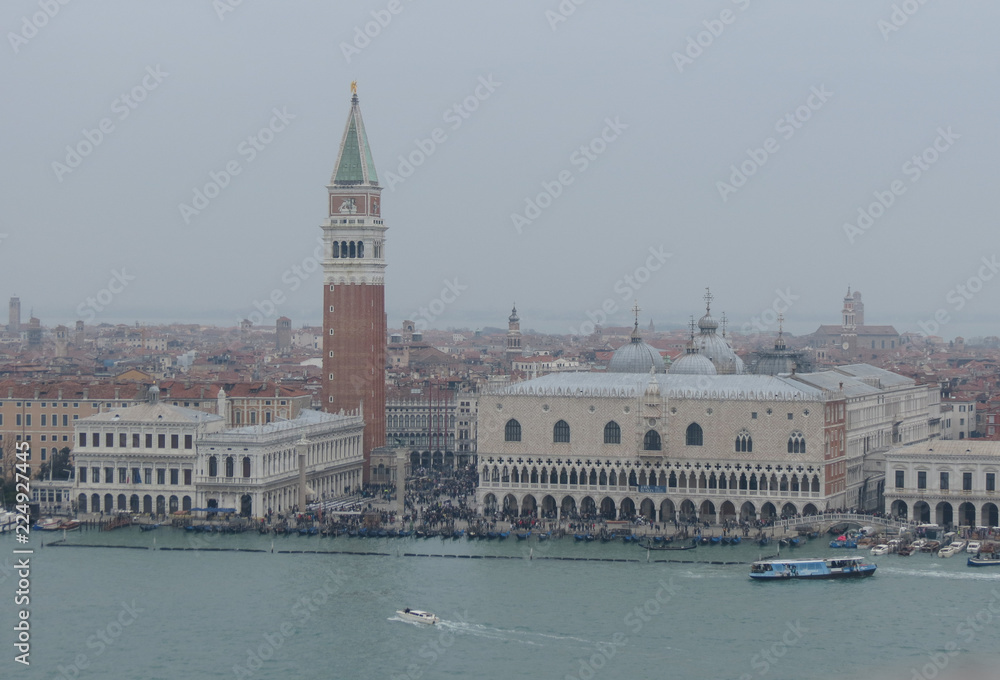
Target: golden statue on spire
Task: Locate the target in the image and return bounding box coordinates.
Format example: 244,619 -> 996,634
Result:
350,80 -> 358,95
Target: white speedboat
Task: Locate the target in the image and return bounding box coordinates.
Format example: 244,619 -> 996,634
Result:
937,541 -> 966,558
871,544 -> 889,555
966,541 -> 981,555
396,608 -> 439,625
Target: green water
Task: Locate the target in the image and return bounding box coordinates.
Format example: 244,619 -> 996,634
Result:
3,528 -> 999,680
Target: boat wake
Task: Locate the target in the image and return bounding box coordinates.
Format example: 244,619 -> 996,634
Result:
878,566 -> 997,581
387,616 -> 598,648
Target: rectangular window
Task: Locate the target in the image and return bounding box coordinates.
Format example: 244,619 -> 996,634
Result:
41,414 -> 46,426
184,469 -> 192,485
171,434 -> 179,449
25,414 -> 31,426
91,467 -> 99,484
79,433 -> 86,447
988,473 -> 996,492
963,472 -> 973,491
119,468 -> 127,483
93,432 -> 101,447
79,467 -> 87,483
104,468 -> 114,483
940,472 -> 949,490
158,434 -> 166,448
145,433 -> 153,448
170,469 -> 179,485
133,433 -> 140,448
895,470 -> 904,488
156,469 -> 165,484
144,469 -> 152,484
16,414 -> 21,426
105,433 -> 113,447
119,433 -> 127,448
132,468 -> 141,485
184,435 -> 192,449
918,471 -> 927,489
63,414 -> 68,426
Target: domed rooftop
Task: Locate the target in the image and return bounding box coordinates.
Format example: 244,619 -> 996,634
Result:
669,351 -> 717,375
692,288 -> 743,375
608,312 -> 666,374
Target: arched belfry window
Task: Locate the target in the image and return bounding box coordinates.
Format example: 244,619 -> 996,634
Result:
604,421 -> 621,444
341,242 -> 348,258
643,430 -> 662,451
553,420 -> 570,443
349,241 -> 356,258
686,423 -> 703,446
357,241 -> 364,258
788,431 -> 806,454
735,429 -> 753,453
332,241 -> 340,258
504,419 -> 521,442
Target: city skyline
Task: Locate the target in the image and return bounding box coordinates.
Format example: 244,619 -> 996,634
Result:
4,3 -> 999,341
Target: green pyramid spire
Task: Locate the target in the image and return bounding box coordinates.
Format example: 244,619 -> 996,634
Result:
331,91 -> 379,186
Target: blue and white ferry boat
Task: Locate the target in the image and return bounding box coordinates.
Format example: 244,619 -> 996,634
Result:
749,556 -> 876,580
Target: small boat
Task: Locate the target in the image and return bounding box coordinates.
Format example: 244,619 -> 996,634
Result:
757,537 -> 770,547
710,536 -> 721,545
937,541 -> 966,558
398,530 -> 413,538
498,531 -> 509,540
896,546 -> 914,556
920,540 -> 941,553
778,538 -> 790,547
720,536 -> 731,545
699,536 -> 710,545
452,530 -> 464,540
829,540 -> 858,549
640,540 -> 696,551
516,532 -> 531,540
396,608 -> 439,625
789,537 -> 800,547
139,523 -> 160,532
730,536 -> 741,546
537,532 -> 551,541
966,541 -> 981,554
573,533 -> 588,542
59,519 -> 82,531
968,547 -> 1000,567
808,532 -> 819,540
34,517 -> 63,531
870,544 -> 889,555
487,531 -> 498,540
750,556 -> 877,580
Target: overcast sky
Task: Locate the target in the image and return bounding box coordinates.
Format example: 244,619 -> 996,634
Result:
2,1 -> 998,340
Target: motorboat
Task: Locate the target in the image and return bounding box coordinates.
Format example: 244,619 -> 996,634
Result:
968,544 -> 1000,567
750,556 -> 877,580
966,541 -> 981,555
396,609 -> 439,625
937,541 -> 967,558
34,517 -> 63,531
870,544 -> 889,555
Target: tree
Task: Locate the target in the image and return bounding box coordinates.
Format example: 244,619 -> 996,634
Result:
37,447 -> 73,481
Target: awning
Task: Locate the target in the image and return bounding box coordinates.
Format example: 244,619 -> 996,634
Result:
192,507 -> 236,513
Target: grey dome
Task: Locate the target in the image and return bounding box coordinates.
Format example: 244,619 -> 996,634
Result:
669,352 -> 717,375
608,337 -> 666,374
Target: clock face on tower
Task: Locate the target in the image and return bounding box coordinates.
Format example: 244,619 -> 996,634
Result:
842,342 -> 850,350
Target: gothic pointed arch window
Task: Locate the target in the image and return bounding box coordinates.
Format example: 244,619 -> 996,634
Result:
788,431 -> 806,454
504,419 -> 521,442
604,421 -> 621,444
553,420 -> 570,443
735,429 -> 753,453
686,422 -> 703,446
643,430 -> 662,451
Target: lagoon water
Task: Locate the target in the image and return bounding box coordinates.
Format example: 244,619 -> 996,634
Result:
4,528 -> 999,680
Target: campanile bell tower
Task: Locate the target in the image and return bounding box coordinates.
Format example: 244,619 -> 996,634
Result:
321,83 -> 387,482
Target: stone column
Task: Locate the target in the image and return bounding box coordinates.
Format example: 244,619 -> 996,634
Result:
297,436 -> 309,512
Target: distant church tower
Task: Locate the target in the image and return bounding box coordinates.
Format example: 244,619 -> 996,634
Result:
840,287 -> 857,355
54,325 -> 69,357
321,83 -> 387,482
505,304 -> 522,367
276,316 -> 292,353
8,297 -> 20,333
